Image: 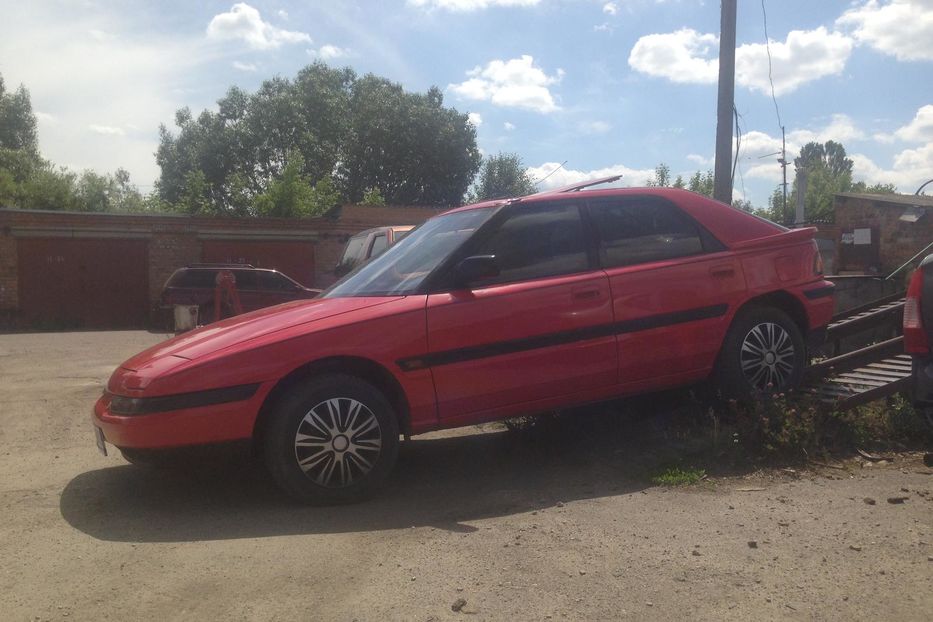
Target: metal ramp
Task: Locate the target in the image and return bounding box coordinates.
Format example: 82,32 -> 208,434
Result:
803,292 -> 910,410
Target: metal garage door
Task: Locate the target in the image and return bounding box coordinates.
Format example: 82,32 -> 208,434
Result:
201,240 -> 315,286
17,238 -> 149,329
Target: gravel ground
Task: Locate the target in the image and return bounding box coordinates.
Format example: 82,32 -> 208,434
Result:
0,330 -> 931,621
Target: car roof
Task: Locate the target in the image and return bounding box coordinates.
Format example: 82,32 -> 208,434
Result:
440,186 -> 784,247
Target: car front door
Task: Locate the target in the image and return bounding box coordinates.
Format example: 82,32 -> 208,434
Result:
588,196 -> 746,391
424,201 -> 617,423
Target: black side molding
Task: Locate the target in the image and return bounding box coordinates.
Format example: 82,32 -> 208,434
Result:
804,285 -> 835,300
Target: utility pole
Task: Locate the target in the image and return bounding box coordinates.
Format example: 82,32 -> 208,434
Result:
713,0 -> 737,205
778,126 -> 788,222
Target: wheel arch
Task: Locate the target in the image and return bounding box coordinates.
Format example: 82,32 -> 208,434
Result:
731,289 -> 810,336
252,355 -> 412,452
711,289 -> 811,380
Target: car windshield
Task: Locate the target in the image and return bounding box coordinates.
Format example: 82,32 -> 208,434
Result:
325,207 -> 496,297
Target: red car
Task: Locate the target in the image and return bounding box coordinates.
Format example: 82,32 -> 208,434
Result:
93,181 -> 834,503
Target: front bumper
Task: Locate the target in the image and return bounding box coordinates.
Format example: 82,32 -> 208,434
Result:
92,384 -> 269,450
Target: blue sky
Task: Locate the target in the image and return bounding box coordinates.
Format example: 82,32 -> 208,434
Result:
1,0 -> 931,206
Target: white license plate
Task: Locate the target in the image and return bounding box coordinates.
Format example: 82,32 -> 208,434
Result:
94,426 -> 107,456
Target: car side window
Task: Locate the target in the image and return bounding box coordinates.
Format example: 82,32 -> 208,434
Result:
232,270 -> 259,290
259,271 -> 298,291
369,234 -> 388,259
589,198 -> 705,268
471,202 -> 588,285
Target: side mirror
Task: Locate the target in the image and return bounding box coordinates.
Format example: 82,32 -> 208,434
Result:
454,255 -> 499,287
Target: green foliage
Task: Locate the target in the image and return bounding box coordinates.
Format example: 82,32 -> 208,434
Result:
646,163 -> 671,187
851,181 -> 897,194
157,63 -> 480,212
360,186 -> 386,206
688,170 -> 714,197
469,152 -> 537,202
651,466 -> 706,486
0,75 -> 39,156
253,151 -> 338,218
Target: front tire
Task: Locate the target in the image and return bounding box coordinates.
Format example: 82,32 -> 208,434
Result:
715,306 -> 806,399
263,374 -> 400,504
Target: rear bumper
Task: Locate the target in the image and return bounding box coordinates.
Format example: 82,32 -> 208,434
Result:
92,386 -> 268,450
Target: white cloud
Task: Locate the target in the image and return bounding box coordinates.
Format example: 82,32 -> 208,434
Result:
628,29 -> 719,84
277,9 -> 289,20
629,27 -> 853,95
851,144 -> 933,191
448,55 -> 563,113
837,0 -> 933,61
34,111 -> 58,124
89,125 -> 125,136
232,61 -> 258,72
735,27 -> 853,96
468,112 -> 483,126
603,2 -> 619,15
317,44 -> 350,60
504,121 -> 516,130
893,104 -> 933,142
407,0 -> 541,10
687,153 -> 713,167
527,162 -> 655,190
594,23 -> 613,33
579,120 -> 611,134
207,3 -> 311,50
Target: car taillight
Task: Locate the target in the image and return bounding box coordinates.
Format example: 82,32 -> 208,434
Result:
904,268 -> 929,355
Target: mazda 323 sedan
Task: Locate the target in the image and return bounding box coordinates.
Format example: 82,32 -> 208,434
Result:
94,182 -> 835,503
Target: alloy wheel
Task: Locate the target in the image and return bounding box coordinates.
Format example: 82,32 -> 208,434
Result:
293,397 -> 383,488
740,322 -> 796,391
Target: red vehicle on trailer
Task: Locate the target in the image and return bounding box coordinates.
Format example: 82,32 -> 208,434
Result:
93,179 -> 835,503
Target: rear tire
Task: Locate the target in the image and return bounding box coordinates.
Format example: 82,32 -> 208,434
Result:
715,306 -> 806,399
263,374 -> 400,504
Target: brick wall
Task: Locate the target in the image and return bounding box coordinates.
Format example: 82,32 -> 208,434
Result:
149,232 -> 200,303
833,193 -> 933,274
0,204 -> 438,328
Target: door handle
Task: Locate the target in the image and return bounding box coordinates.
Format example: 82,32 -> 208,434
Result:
572,287 -> 601,300
709,265 -> 735,278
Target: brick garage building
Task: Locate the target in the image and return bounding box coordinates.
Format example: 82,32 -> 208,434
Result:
0,205 -> 437,329
826,192 -> 933,275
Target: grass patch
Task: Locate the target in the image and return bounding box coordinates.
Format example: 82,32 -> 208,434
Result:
651,466 -> 706,486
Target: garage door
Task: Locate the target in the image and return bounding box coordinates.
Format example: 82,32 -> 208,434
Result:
17,238 -> 149,329
201,240 -> 315,286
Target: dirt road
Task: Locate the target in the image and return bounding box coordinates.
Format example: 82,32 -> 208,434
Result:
1,331 -> 931,621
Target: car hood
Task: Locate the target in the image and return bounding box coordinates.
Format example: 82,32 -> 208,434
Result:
121,296 -> 405,372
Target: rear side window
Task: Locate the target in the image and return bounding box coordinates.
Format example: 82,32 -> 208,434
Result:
472,202 -> 588,284
232,270 -> 259,290
369,234 -> 388,258
166,270 -> 217,288
259,271 -> 298,291
589,198 -> 705,268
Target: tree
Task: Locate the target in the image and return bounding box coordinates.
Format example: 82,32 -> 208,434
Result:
156,62 -> 480,212
851,181 -> 897,194
0,75 -> 39,156
254,151 -> 337,218
360,187 -> 386,206
687,170 -> 714,197
469,152 -> 537,202
791,140 -> 856,222
646,163 -> 671,187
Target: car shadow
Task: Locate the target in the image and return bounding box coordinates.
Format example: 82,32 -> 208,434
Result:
61,392 -> 737,543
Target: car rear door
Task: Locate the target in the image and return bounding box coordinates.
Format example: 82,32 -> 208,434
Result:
425,201 -> 617,422
588,195 -> 746,390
